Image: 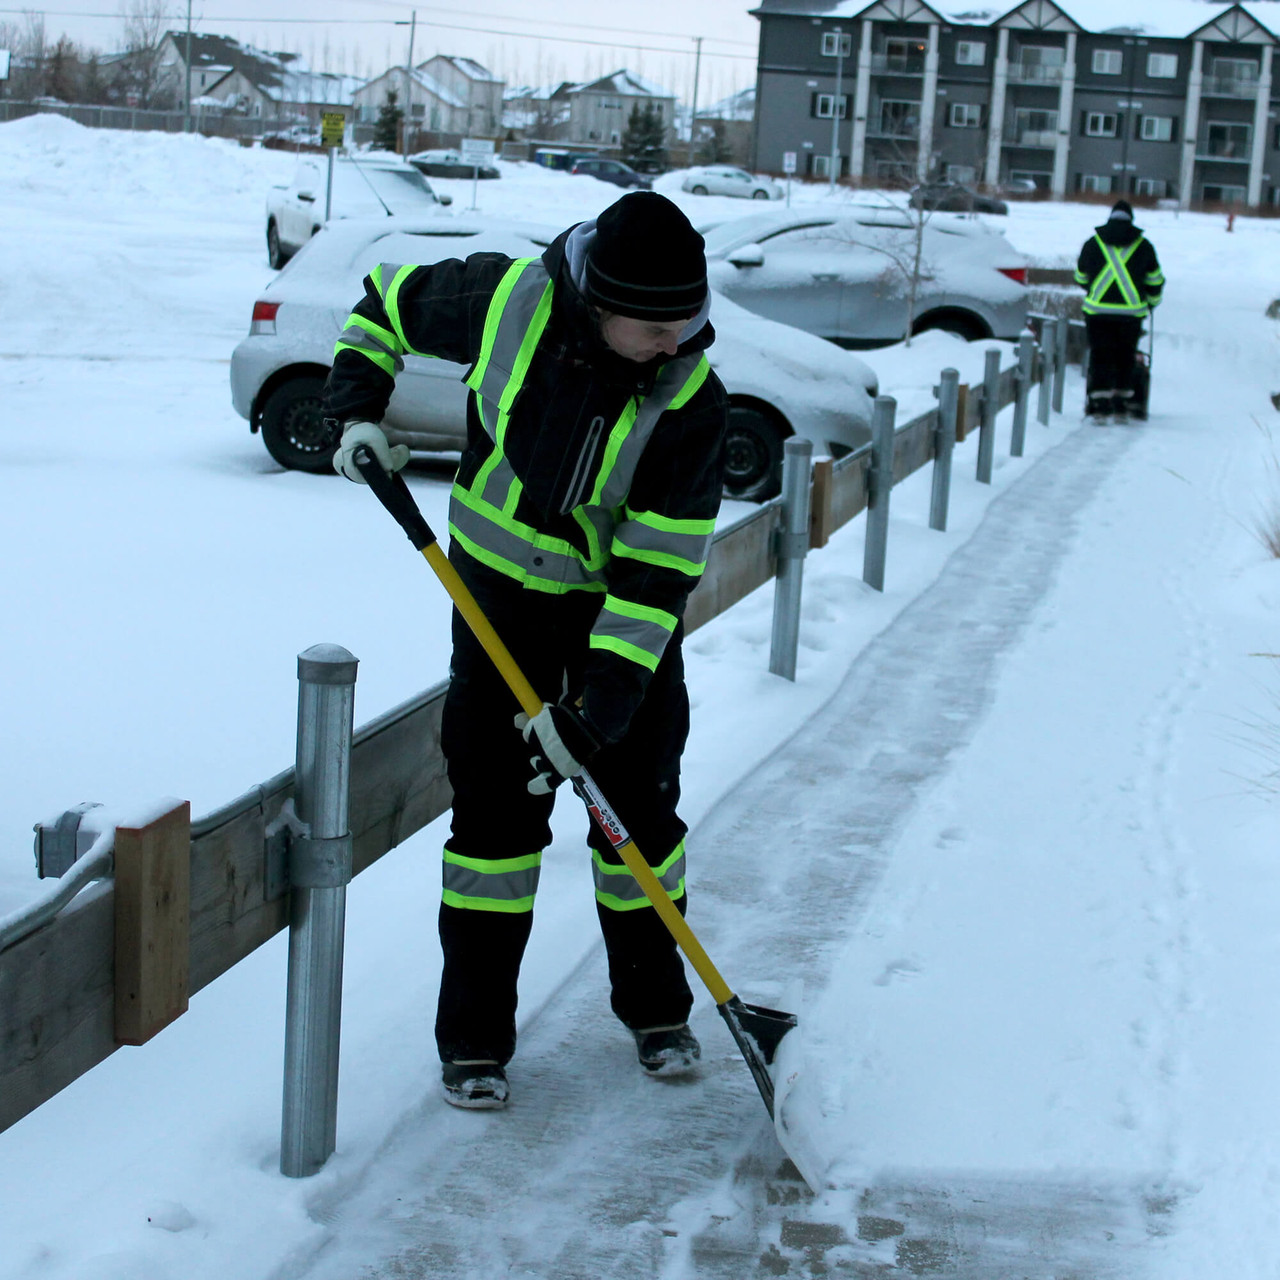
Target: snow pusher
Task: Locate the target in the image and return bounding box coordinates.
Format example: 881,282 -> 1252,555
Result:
352,448 -> 800,1129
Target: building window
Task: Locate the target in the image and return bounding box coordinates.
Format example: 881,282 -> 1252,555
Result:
1140,115 -> 1174,142
810,153 -> 832,177
1079,173 -> 1114,193
955,41 -> 986,66
1202,182 -> 1246,204
946,163 -> 978,183
878,99 -> 920,138
1135,177 -> 1168,197
1212,57 -> 1258,83
1013,107 -> 1058,145
1147,52 -> 1178,78
812,93 -> 850,119
821,31 -> 852,58
1084,111 -> 1118,137
1203,121 -> 1250,157
1092,49 -> 1123,75
948,102 -> 982,128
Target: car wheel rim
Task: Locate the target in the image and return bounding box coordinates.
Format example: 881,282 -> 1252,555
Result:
279,397 -> 330,453
724,430 -> 767,486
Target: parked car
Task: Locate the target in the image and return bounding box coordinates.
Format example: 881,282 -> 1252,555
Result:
230,217 -> 879,500
908,182 -> 1008,215
700,207 -> 1029,347
569,157 -> 652,189
681,166 -> 784,201
998,177 -> 1041,200
265,154 -> 451,269
409,148 -> 501,180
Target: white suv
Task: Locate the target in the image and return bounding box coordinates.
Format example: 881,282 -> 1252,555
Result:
265,153 -> 451,269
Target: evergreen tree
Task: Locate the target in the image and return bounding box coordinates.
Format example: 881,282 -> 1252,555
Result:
621,102 -> 667,173
374,88 -> 404,152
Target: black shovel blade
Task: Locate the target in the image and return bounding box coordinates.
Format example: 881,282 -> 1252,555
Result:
718,995 -> 798,1120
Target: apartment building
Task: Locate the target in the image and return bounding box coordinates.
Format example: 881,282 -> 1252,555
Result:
750,0 -> 1280,207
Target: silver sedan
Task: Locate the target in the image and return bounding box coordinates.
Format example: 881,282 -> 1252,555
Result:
681,166 -> 784,201
229,216 -> 879,501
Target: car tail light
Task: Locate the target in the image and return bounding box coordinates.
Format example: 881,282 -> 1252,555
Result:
997,267 -> 1028,285
250,300 -> 279,335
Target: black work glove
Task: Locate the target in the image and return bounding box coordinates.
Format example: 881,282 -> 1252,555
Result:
514,700 -> 602,795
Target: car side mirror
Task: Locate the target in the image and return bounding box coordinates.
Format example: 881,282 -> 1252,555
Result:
438,193 -> 453,206
727,244 -> 765,268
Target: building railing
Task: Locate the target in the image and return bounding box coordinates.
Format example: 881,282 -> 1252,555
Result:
1006,63 -> 1065,85
869,53 -> 926,75
1005,127 -> 1059,148
866,120 -> 921,140
1196,136 -> 1252,160
1200,74 -> 1261,99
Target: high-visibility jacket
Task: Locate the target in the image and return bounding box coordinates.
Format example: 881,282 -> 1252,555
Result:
323,229 -> 729,743
1074,224 -> 1164,318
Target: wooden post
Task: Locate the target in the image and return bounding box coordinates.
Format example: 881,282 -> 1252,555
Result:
809,456 -> 835,549
114,800 -> 191,1046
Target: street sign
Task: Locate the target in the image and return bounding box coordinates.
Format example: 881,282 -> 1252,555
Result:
460,137 -> 496,166
320,112 -> 345,148
782,151 -> 797,174
0,50 -> 11,81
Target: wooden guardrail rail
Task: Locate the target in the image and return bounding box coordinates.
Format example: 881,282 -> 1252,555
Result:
0,321 -> 1083,1134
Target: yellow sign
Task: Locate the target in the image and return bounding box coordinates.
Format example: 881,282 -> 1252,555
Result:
320,112 -> 345,148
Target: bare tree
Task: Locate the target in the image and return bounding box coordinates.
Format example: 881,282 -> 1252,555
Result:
0,12 -> 49,98
119,0 -> 172,109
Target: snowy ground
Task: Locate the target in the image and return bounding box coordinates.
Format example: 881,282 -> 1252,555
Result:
2,114 -> 1280,1279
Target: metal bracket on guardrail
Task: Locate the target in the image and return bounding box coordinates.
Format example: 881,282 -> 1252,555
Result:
771,529 -> 810,562
34,802 -> 105,879
768,437 -> 813,682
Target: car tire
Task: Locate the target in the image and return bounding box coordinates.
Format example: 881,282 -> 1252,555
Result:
259,375 -> 340,472
722,406 -> 784,502
912,310 -> 990,343
691,185 -> 708,196
267,219 -> 288,270
751,189 -> 770,200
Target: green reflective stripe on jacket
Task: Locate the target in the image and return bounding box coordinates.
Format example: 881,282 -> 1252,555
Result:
1082,235 -> 1148,316
593,840 -> 686,911
450,258 -> 709,594
334,313 -> 406,376
589,595 -> 678,672
442,847 -> 542,913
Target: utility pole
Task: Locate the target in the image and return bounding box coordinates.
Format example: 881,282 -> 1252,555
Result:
398,9 -> 417,160
1117,36 -> 1146,197
183,0 -> 192,134
687,36 -> 703,168
828,26 -> 845,191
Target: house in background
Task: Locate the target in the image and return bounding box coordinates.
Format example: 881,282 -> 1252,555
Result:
749,0 -> 1280,208
690,85 -> 756,165
352,56 -> 505,147
561,70 -> 677,148
419,55 -> 504,135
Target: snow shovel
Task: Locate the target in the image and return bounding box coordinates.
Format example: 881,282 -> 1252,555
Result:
351,447 -> 798,1123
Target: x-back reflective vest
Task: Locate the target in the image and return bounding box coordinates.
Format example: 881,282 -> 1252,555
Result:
449,257 -> 714,673
1077,233 -> 1161,318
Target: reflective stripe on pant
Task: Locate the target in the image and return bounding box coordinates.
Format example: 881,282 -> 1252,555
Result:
435,546 -> 694,1065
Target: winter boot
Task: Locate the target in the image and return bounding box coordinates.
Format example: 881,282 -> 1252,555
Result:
441,1060 -> 509,1109
1086,390 -> 1115,423
634,1024 -> 701,1077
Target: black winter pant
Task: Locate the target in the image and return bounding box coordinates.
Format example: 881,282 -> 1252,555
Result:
435,547 -> 694,1066
1085,314 -> 1144,410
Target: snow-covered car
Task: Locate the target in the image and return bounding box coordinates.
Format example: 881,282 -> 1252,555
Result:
701,207 -> 1029,346
409,148 -> 501,180
265,154 -> 452,269
230,216 -> 879,501
681,166 -> 783,201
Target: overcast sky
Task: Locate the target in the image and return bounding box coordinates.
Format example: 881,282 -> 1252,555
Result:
11,1 -> 764,104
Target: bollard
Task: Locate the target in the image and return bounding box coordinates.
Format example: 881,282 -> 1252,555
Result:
1011,330 -> 1034,457
1053,310 -> 1068,414
863,395 -> 896,592
769,437 -> 813,682
1037,318 -> 1055,426
976,347 -> 1000,485
281,643 -> 358,1179
930,368 -> 959,532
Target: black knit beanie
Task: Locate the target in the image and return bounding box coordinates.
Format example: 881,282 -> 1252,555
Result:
584,192 -> 708,321
1109,199 -> 1134,221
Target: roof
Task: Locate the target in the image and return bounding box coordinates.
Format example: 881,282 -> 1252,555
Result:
699,86 -> 757,121
428,55 -> 499,82
751,0 -> 1280,37
164,31 -> 367,104
570,69 -> 673,98
359,66 -> 468,109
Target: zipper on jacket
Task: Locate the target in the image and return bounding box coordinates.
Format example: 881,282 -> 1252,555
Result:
560,415 -> 606,514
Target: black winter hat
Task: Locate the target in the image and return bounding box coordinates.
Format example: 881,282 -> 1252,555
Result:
1109,199 -> 1134,221
584,192 -> 708,321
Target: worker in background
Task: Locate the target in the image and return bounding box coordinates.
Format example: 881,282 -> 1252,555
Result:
1074,199 -> 1164,422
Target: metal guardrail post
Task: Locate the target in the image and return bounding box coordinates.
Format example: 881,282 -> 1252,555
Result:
1053,311 -> 1068,414
769,437 -> 813,682
1037,318 -> 1056,426
281,643 -> 358,1179
930,368 -> 958,532
976,347 -> 1000,485
863,395 -> 896,592
1011,331 -> 1034,458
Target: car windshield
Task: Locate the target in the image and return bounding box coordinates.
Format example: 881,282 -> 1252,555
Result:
335,165 -> 436,214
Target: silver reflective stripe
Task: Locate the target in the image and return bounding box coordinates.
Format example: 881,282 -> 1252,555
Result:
612,520 -> 712,570
594,608 -> 674,659
442,847 -> 542,910
336,321 -> 406,375
465,259 -> 549,414
593,842 -> 686,909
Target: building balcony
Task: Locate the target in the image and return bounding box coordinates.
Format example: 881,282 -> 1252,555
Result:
1006,63 -> 1065,85
1195,142 -> 1252,161
869,53 -> 925,76
1200,74 -> 1261,98
866,122 -> 921,140
1003,128 -> 1058,148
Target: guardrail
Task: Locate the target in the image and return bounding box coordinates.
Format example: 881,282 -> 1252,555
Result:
0,318 -> 1084,1164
